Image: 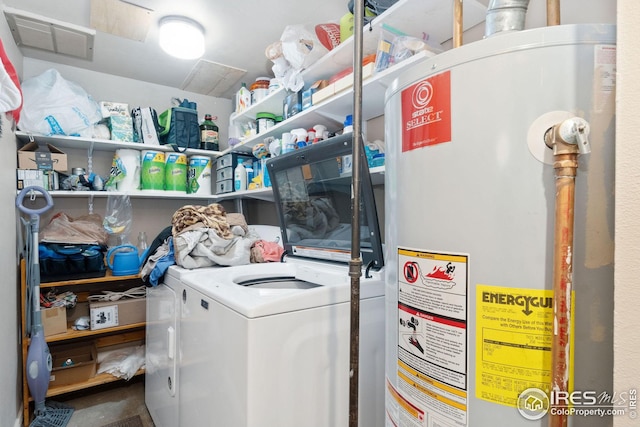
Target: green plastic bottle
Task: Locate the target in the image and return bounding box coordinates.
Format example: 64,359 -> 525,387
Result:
200,114 -> 219,151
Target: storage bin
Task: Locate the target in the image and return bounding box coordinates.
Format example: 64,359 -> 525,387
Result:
42,306 -> 67,337
216,167 -> 233,182
89,298 -> 146,331
215,153 -> 253,194
49,342 -> 97,387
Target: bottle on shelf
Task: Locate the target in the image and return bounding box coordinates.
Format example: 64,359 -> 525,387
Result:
245,162 -> 254,189
340,12 -> 354,42
234,159 -> 247,191
137,231 -> 148,254
200,114 -> 219,150
250,77 -> 271,105
343,114 -> 353,134
235,83 -> 251,114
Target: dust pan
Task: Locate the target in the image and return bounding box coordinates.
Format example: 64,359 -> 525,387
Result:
29,401 -> 74,427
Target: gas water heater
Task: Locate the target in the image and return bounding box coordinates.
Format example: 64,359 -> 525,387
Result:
384,24 -> 617,427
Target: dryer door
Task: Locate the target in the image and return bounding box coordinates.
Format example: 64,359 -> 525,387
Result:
145,283 -> 179,427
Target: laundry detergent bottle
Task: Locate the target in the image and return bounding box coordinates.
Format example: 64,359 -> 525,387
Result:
235,83 -> 251,114
234,159 -> 247,191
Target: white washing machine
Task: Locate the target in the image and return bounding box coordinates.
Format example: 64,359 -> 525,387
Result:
146,134 -> 386,427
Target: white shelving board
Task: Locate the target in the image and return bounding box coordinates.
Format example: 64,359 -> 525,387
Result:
29,189 -> 217,199
300,0 -> 487,84
15,131 -> 222,157
229,51 -> 434,155
17,166 -> 385,201
15,128 -> 385,202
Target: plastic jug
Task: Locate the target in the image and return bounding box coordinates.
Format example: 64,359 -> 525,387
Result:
234,159 -> 247,191
235,83 -> 251,113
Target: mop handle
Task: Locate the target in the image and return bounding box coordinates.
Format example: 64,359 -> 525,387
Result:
16,186 -> 54,217
16,186 -> 53,317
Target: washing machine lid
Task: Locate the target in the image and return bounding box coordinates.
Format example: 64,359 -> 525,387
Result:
178,258 -> 385,318
166,265 -> 194,280
266,133 -> 384,270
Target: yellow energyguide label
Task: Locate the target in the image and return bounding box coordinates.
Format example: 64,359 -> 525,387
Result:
475,284 -> 574,407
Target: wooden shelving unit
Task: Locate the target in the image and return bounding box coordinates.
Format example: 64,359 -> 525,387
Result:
20,259 -> 146,426
44,369 -> 145,399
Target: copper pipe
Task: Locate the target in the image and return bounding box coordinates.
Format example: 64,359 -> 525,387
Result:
547,0 -> 561,26
549,152 -> 578,427
545,117 -> 590,427
453,0 -> 463,47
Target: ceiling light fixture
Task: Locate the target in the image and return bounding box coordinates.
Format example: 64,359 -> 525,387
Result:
158,16 -> 205,60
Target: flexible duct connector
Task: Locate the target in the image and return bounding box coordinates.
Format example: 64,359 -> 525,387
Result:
484,0 -> 531,37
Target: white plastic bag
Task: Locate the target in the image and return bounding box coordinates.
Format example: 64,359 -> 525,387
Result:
97,345 -> 145,380
280,25 -> 328,70
18,68 -> 102,136
267,25 -> 329,92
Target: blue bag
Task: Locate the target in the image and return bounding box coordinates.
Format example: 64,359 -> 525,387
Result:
158,98 -> 200,151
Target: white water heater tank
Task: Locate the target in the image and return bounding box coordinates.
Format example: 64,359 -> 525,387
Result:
384,24 -> 616,427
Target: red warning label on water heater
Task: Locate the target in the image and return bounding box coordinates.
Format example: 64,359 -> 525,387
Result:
401,70 -> 451,152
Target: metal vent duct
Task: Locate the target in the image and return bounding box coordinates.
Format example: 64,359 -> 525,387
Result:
181,59 -> 246,98
4,6 -> 95,60
484,0 -> 531,37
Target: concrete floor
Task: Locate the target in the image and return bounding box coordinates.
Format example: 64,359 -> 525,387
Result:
57,378 -> 155,427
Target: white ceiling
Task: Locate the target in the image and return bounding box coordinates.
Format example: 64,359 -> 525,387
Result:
3,0 -> 350,100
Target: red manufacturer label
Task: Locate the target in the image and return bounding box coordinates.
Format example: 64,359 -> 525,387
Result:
401,71 -> 451,152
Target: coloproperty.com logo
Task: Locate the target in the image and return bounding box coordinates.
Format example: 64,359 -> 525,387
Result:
517,387 -> 637,420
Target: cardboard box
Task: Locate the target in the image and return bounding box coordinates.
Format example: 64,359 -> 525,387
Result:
17,169 -> 59,191
334,63 -> 375,95
17,169 -> 46,190
333,72 -> 354,94
18,142 -> 68,172
100,101 -> 130,118
108,116 -> 134,142
89,298 -> 146,330
42,306 -> 67,337
66,301 -> 89,324
311,83 -> 335,106
49,342 -> 97,387
135,107 -> 161,145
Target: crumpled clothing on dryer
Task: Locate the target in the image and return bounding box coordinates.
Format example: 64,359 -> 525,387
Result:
140,236 -> 175,287
173,224 -> 260,269
171,203 -> 234,238
171,203 -> 257,269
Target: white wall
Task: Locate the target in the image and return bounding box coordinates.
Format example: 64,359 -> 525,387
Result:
0,0 -> 23,423
613,2 -> 640,426
1,116 -> 20,427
